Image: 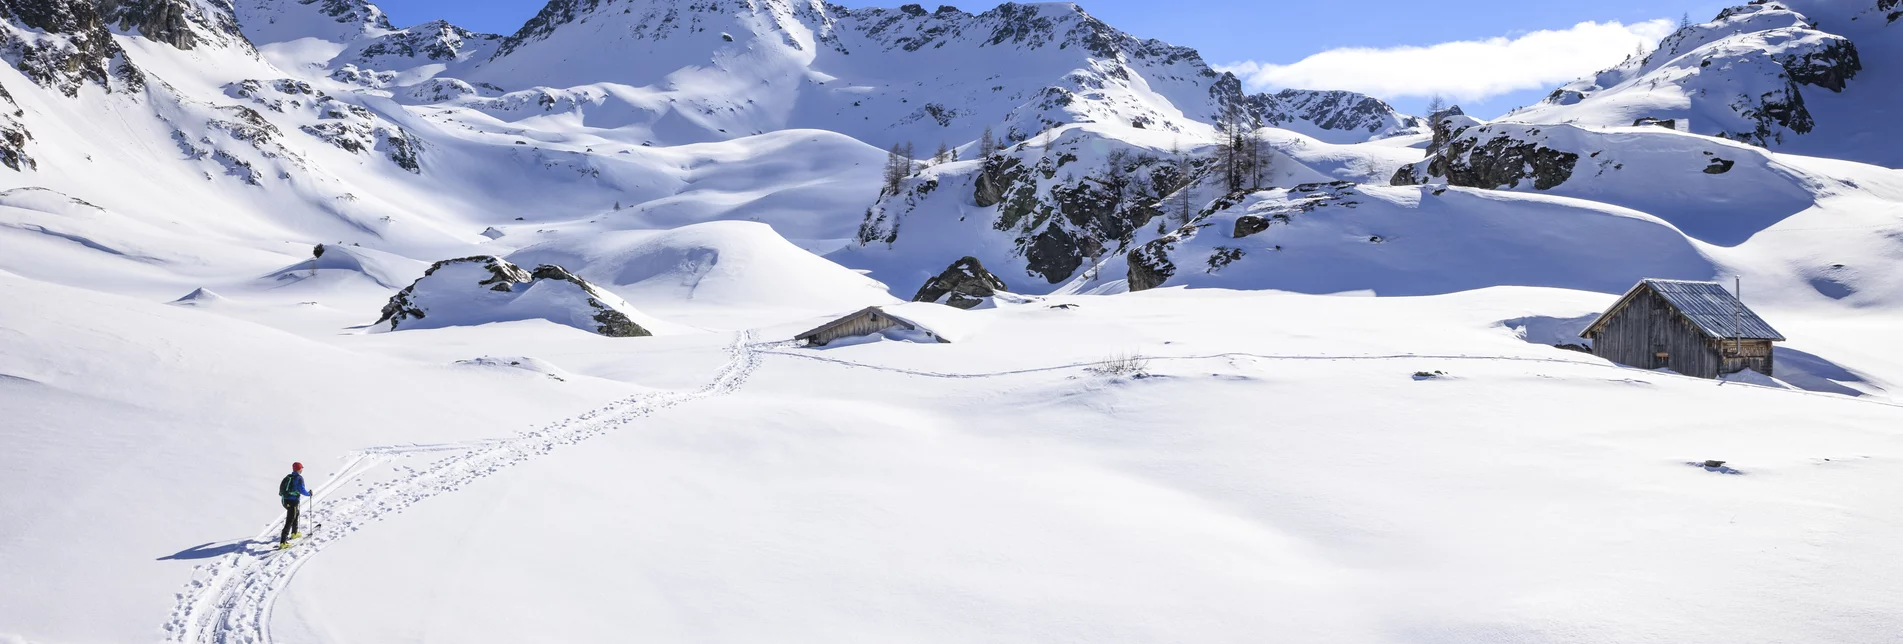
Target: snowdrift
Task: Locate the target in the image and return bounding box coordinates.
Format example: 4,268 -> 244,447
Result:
1395,123 -> 1822,246
507,221 -> 898,319
1118,182 -> 1719,296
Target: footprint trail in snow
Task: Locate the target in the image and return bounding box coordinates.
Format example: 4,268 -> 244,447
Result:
162,332 -> 768,644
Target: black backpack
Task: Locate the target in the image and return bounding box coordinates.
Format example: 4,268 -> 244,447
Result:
278,473 -> 298,501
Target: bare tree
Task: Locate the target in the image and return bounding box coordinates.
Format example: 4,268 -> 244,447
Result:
978,126 -> 997,159
1250,128 -> 1271,191
1426,95 -> 1447,115
1214,100 -> 1254,194
933,141 -> 951,164
1169,138 -> 1192,227
882,143 -> 912,194
1679,12 -> 1693,29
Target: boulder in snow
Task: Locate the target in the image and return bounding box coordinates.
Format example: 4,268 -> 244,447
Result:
913,256 -> 1009,309
377,256 -> 656,337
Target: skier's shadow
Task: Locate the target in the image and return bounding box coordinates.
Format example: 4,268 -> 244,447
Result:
158,539 -> 255,561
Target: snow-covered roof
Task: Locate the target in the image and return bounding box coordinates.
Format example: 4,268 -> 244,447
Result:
795,303 -> 980,344
1584,279 -> 1785,341
877,302 -> 980,343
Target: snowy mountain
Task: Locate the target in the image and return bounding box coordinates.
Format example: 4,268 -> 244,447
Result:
1502,0 -> 1903,166
5,0 -> 1903,643
460,0 -> 1248,148
1247,88 -> 1426,143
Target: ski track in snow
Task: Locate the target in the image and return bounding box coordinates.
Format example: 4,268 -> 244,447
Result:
758,348 -> 1903,409
161,331 -> 770,644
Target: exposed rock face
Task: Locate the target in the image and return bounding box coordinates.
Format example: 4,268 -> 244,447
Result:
0,0 -> 146,95
343,18 -> 500,68
861,131 -> 1194,286
1126,181 -> 1366,292
1246,89 -> 1424,141
0,83 -> 34,170
228,79 -> 424,173
1126,233 -> 1180,292
379,256 -> 653,337
913,256 -> 1008,309
1393,124 -> 1579,191
357,20 -> 496,62
1778,37 -> 1860,93
95,0 -> 246,50
1883,0 -> 1900,22
301,0 -> 389,29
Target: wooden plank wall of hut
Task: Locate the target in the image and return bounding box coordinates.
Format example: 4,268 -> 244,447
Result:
1592,289 -> 1724,379
1715,338 -> 1775,376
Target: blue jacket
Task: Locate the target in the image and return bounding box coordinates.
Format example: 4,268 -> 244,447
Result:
279,472 -> 311,502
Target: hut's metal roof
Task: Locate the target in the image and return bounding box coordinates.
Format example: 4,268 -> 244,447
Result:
1583,279 -> 1785,341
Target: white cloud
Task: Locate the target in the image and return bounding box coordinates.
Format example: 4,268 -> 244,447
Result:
1219,19 -> 1676,102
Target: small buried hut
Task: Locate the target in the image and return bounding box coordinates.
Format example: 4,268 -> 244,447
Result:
795,306 -> 950,347
1580,279 -> 1784,379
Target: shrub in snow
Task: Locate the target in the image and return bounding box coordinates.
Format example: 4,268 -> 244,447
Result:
377,256 -> 654,337
1086,353 -> 1151,377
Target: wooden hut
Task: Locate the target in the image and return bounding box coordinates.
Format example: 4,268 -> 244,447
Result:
795,306 -> 949,347
1579,279 -> 1784,379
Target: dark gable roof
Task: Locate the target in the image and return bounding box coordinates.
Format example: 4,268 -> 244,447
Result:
1583,279 -> 1785,341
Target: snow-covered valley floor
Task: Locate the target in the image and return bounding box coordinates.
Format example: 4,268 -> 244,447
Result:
5,0 -> 1903,641
7,274 -> 1901,644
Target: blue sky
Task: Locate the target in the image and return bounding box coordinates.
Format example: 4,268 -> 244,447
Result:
373,0 -> 1734,117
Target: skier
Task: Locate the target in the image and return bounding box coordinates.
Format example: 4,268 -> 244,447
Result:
278,462 -> 313,549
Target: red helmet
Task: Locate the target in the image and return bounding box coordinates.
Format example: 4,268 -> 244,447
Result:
292,462 -> 304,472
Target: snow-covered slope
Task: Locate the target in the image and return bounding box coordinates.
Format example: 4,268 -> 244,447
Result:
1502,0 -> 1903,167
1115,182 -> 1720,296
507,221 -> 899,327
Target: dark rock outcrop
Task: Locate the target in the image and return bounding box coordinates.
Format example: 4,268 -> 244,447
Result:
913,256 -> 1008,308
0,0 -> 146,95
95,0 -> 244,50
1394,125 -> 1579,191
864,133 -> 1193,286
1778,37 -> 1860,93
1126,233 -> 1179,292
1232,215 -> 1271,238
379,256 -> 652,337
1024,224 -> 1081,284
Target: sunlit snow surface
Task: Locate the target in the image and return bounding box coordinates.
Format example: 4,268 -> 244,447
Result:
2,0 -> 1903,643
